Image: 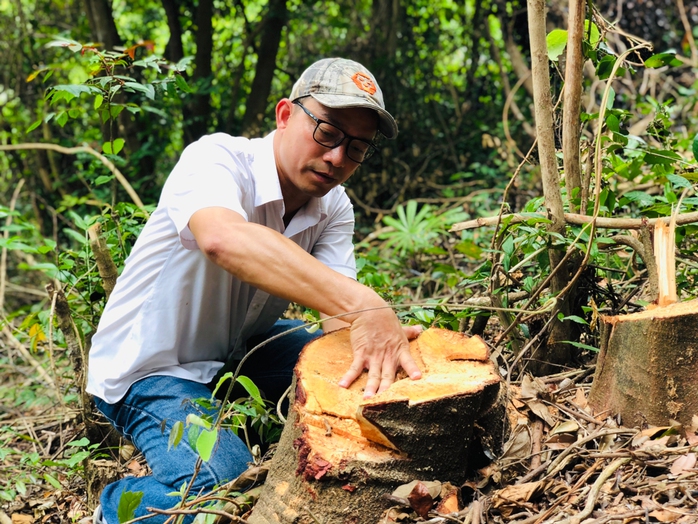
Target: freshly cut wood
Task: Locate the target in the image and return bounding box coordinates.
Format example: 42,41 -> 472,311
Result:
248,327 -> 503,524
589,299 -> 698,429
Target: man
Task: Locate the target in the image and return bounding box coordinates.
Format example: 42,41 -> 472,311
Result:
86,57 -> 422,524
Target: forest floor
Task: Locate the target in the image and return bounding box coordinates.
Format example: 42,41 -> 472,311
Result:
2,342 -> 698,524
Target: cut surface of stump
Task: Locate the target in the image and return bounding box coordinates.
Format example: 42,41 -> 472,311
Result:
589,298 -> 698,430
248,327 -> 503,524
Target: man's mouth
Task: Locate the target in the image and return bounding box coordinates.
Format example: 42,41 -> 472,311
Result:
312,170 -> 334,182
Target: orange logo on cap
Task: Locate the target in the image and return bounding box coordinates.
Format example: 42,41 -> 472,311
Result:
352,72 -> 377,95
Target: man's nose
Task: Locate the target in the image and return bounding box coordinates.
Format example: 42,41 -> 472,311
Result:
323,141 -> 348,167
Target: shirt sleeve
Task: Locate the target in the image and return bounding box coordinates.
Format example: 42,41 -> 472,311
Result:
162,136 -> 252,250
311,193 -> 357,279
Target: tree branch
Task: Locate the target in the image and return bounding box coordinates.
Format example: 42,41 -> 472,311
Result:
0,143 -> 147,213
450,211 -> 698,231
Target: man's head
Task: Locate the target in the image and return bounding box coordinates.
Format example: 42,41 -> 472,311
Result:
274,58 -> 396,213
289,57 -> 398,139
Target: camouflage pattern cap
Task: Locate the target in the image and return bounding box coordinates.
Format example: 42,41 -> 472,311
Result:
290,57 -> 398,139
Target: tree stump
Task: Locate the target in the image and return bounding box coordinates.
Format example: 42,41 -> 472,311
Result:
589,299 -> 698,429
248,327 -> 503,524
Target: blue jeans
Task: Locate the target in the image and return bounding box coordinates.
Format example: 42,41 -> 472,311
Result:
93,320 -> 320,524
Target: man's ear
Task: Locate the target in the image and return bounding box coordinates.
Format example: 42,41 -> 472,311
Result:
276,99 -> 293,130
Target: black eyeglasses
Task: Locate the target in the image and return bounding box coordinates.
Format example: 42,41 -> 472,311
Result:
293,100 -> 378,164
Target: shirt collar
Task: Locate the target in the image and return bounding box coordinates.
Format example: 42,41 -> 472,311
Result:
250,131 -> 329,235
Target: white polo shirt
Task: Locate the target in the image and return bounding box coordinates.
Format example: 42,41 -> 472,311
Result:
86,132 -> 356,404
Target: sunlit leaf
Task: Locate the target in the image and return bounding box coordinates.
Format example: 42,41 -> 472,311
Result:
236,376 -> 263,405
645,52 -> 682,68
186,414 -> 212,429
168,421 -> 184,451
43,473 -> 62,489
546,29 -> 568,61
117,490 -> 143,523
196,428 -> 218,462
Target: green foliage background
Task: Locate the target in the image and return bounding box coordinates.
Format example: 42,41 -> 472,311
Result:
3,0 -> 698,512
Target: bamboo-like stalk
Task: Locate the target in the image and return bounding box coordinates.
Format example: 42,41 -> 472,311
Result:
562,0 -> 585,212
527,0 -> 565,234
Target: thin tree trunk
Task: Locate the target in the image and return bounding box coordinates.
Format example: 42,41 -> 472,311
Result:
562,0 -> 585,213
527,0 -> 577,373
240,0 -> 288,137
183,0 -> 214,143
84,0 -> 122,50
162,0 -> 185,62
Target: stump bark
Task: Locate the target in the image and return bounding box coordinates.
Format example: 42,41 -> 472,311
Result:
248,327 -> 503,524
589,299 -> 698,429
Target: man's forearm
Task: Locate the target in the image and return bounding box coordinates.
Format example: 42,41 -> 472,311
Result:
189,207 -> 384,322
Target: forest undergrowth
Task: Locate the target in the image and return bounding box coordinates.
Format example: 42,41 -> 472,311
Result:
4,2 -> 698,522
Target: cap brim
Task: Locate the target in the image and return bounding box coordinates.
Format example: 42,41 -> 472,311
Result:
310,93 -> 398,139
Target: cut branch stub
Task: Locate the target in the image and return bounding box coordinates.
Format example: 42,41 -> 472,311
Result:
249,327 -> 504,524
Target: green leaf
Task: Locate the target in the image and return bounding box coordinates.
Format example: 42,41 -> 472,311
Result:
559,315 -> 588,325
49,84 -> 100,100
196,428 -> 218,462
644,148 -> 682,165
15,481 -> 26,496
584,20 -> 600,47
236,375 -> 264,405
562,340 -> 599,352
606,114 -> 620,133
546,29 -> 568,61
211,371 -> 233,398
67,437 -> 90,447
692,134 -> 698,162
117,490 -> 144,523
168,421 -> 184,451
112,138 -> 125,155
43,473 -> 62,489
667,174 -> 691,189
645,52 -> 682,68
26,119 -> 42,133
174,74 -> 191,93
606,88 -> 616,110
596,55 -> 617,80
56,112 -> 68,127
124,81 -> 155,100
454,240 -> 483,259
186,414 -> 212,429
622,191 -> 655,207
94,175 -> 114,185
110,105 -> 125,120
94,94 -> 104,110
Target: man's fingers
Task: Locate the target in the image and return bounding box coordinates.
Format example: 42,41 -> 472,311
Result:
400,349 -> 422,380
338,359 -> 365,389
403,324 -> 424,340
363,370 -> 382,398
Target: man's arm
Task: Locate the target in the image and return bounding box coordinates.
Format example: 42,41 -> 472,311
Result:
189,206 -> 421,397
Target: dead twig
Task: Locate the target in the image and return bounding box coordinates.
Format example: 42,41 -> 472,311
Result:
555,457 -> 631,524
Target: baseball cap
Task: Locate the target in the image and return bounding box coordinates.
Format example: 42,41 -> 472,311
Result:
290,57 -> 398,139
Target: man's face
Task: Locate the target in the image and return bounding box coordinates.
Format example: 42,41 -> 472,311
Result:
274,97 -> 379,209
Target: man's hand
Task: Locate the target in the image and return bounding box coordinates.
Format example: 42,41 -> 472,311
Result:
338,309 -> 422,398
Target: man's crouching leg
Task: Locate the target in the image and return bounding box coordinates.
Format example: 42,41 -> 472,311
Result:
93,376 -> 253,524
